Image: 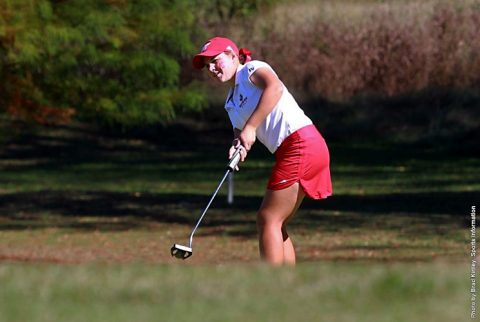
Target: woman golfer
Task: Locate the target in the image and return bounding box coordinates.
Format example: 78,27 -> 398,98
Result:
193,37 -> 332,265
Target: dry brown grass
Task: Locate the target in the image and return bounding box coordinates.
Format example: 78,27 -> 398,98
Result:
233,0 -> 480,100
198,0 -> 478,143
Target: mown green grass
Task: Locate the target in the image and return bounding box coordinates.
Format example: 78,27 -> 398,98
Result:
0,262 -> 468,322
0,123 -> 477,321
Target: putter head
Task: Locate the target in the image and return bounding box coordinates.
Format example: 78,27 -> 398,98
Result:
171,244 -> 193,259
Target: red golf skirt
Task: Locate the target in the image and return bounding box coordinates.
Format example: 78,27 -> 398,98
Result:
267,125 -> 332,199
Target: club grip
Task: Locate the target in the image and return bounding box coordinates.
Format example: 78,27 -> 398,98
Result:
227,146 -> 243,171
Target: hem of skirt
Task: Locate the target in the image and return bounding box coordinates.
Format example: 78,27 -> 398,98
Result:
300,180 -> 332,200
267,180 -> 333,201
266,179 -> 297,191
304,191 -> 332,200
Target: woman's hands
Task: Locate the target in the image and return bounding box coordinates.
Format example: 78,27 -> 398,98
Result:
238,124 -> 256,152
229,130 -> 253,171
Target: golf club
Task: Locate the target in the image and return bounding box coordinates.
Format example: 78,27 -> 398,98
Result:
171,145 -> 243,259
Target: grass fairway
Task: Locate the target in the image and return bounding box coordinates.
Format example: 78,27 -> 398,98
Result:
0,262 -> 468,322
0,123 -> 477,321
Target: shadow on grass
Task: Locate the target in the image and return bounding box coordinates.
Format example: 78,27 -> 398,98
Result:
0,190 -> 474,236
0,121 -> 238,171
0,122 -> 477,239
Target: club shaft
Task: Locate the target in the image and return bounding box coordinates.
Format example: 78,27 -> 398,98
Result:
189,169 -> 231,248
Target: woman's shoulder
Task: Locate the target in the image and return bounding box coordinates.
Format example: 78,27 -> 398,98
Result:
241,60 -> 276,78
244,60 -> 271,70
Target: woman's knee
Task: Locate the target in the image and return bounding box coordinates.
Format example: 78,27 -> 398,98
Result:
256,209 -> 282,230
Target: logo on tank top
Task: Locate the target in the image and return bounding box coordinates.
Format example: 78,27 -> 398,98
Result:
239,93 -> 248,108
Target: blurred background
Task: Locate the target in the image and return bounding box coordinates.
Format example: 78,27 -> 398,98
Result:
1,0 -> 479,150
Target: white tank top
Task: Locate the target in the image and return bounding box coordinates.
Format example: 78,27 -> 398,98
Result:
224,60 -> 312,153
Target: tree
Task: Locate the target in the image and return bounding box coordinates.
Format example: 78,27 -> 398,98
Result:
0,0 -> 206,127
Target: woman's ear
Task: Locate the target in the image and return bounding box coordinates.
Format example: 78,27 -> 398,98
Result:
230,52 -> 240,66
225,50 -> 237,61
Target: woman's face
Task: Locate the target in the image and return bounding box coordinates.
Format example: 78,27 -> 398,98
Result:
204,52 -> 237,83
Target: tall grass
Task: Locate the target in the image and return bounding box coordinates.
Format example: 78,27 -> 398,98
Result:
211,0 -> 480,143
237,0 -> 480,100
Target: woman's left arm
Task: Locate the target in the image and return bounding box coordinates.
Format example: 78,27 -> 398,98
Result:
239,68 -> 283,151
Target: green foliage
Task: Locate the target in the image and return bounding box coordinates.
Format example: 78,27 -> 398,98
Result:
0,0 -> 207,127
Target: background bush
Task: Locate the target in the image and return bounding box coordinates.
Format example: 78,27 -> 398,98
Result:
0,0 -> 206,128
1,0 -> 479,145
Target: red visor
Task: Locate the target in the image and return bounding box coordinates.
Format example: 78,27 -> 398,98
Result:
192,37 -> 239,69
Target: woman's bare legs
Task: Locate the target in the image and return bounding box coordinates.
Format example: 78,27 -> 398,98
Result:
282,228 -> 296,265
257,182 -> 305,265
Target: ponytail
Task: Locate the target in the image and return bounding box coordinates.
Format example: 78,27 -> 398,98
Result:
239,48 -> 252,64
